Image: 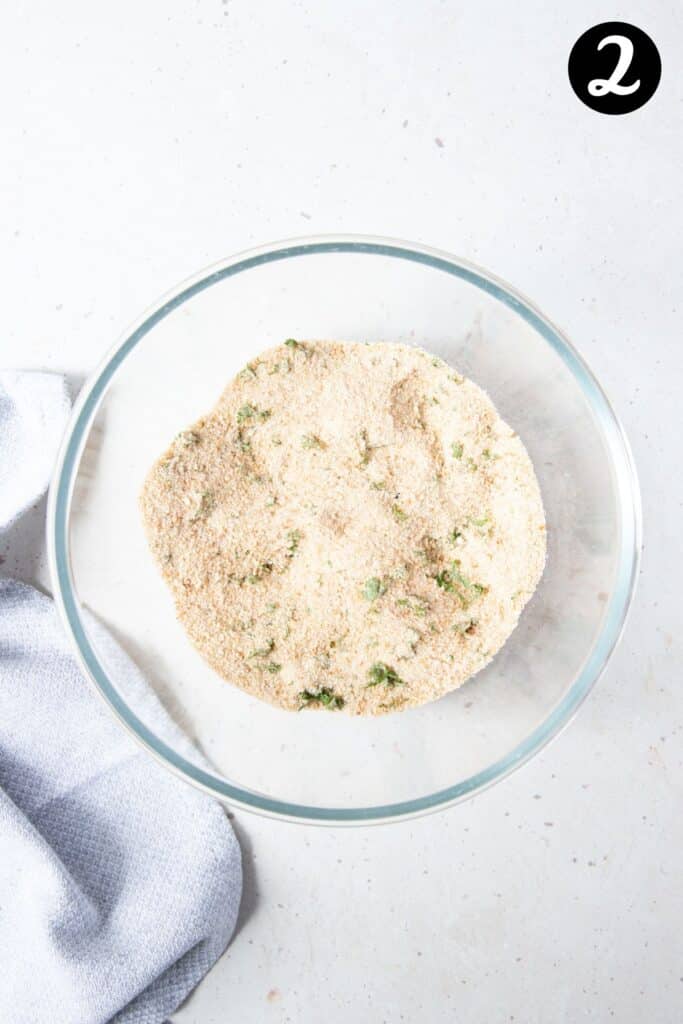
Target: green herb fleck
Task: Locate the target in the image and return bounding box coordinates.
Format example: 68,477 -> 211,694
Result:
358,429 -> 371,467
435,569 -> 454,591
248,639 -> 275,659
466,457 -> 478,472
237,403 -> 256,423
396,595 -> 429,617
286,529 -> 302,556
238,363 -> 258,381
363,577 -> 387,602
189,491 -> 215,522
265,662 -> 282,674
357,429 -> 389,468
471,516 -> 489,527
284,338 -> 300,349
434,562 -> 488,606
299,687 -> 345,710
451,442 -> 464,459
177,430 -> 200,447
245,561 -> 274,584
367,662 -> 406,689
370,479 -> 386,491
301,433 -> 325,450
391,504 -> 407,522
449,527 -> 462,543
237,403 -> 270,424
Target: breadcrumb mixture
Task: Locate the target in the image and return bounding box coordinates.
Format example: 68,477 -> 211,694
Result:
140,340 -> 546,714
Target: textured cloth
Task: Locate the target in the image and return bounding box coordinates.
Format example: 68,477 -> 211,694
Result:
0,371 -> 242,1024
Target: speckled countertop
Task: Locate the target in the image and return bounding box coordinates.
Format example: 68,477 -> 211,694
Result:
3,2 -> 681,1021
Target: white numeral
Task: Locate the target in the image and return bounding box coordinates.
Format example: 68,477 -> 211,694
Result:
588,34 -> 640,97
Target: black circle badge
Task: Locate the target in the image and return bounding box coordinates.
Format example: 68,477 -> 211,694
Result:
568,22 -> 661,114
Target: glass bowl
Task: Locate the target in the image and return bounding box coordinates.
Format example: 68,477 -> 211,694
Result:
47,236 -> 641,825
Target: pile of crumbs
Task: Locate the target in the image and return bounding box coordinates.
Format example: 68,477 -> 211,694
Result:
140,339 -> 546,714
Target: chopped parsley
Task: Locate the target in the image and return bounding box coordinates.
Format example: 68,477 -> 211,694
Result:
177,430 -> 200,447
363,577 -> 387,601
435,569 -> 454,591
451,442 -> 464,459
299,687 -> 345,710
391,503 -> 407,522
245,561 -> 274,584
357,429 -> 389,468
284,338 -> 300,349
248,639 -> 275,658
286,529 -> 302,556
358,429 -> 372,467
396,595 -> 429,617
367,662 -> 406,689
238,363 -> 258,381
301,433 -> 325,450
189,491 -> 215,522
237,403 -> 271,424
265,662 -> 282,674
434,562 -> 488,606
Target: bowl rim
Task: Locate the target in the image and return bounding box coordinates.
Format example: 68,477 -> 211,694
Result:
46,233 -> 642,826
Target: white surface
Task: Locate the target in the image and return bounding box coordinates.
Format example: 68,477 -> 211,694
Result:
2,2 -> 681,1021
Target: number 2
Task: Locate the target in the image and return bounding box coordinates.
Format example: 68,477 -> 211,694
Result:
588,34 -> 641,97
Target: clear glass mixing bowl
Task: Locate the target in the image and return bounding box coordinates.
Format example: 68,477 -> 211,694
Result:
47,236 -> 641,824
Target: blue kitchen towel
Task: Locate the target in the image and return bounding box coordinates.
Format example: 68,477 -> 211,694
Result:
0,371 -> 242,1024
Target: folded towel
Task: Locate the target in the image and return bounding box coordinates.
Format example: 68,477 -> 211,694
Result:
0,370 -> 242,1024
